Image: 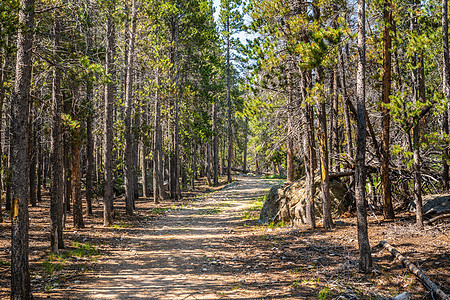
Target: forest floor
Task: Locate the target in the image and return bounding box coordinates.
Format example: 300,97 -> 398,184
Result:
0,175 -> 449,299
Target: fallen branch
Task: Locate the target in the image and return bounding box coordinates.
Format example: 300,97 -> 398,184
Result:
425,213 -> 450,225
379,240 -> 449,300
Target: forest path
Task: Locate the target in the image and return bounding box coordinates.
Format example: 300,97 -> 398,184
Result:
65,176 -> 280,299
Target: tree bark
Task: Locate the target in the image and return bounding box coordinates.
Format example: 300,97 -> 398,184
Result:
11,0 -> 34,297
124,0 -> 137,215
103,13 -> 115,226
356,0 -> 373,273
381,0 -> 395,220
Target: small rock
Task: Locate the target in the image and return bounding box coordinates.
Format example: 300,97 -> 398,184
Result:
394,292 -> 410,300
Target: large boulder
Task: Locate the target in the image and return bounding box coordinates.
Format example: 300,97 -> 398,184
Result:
259,176 -> 350,226
410,194 -> 450,215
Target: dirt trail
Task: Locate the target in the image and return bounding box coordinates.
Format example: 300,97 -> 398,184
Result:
40,175 -> 449,300
64,176 -> 279,299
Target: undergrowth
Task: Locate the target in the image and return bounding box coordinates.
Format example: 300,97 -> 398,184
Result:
39,241 -> 100,292
242,195 -> 266,220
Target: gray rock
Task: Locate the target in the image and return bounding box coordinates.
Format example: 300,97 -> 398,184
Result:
410,194 -> 450,215
259,176 -> 350,225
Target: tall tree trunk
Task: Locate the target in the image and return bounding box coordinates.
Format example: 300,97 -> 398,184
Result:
64,135 -> 71,216
442,0 -> 450,191
11,0 -> 34,297
316,67 -> 333,230
206,142 -> 212,186
191,145 -> 197,190
86,113 -> 94,216
85,1 -> 94,216
332,66 -> 340,172
0,54 -> 5,222
72,121 -> 84,229
243,119 -> 248,174
29,108 -> 37,207
124,0 -> 137,215
51,27 -> 63,248
5,141 -> 11,212
339,46 -> 353,163
37,127 -> 42,204
103,13 -> 115,226
153,68 -> 165,203
410,0 -> 424,229
170,16 -> 181,200
133,110 -> 139,203
287,80 -> 294,182
301,71 -> 316,230
356,0 -> 372,273
212,103 -> 219,185
0,38 -> 9,221
381,0 -> 395,220
50,37 -> 65,247
226,17 -> 233,184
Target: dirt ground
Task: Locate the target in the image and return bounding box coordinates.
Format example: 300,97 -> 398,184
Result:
0,176 -> 448,299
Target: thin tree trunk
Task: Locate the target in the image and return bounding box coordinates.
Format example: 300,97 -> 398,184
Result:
11,0 -> 34,297
124,0 -> 137,215
64,132 -> 71,216
316,67 -> 333,230
442,0 -> 450,191
226,17 -> 233,184
153,68 -> 165,203
243,119 -> 248,174
85,2 -> 94,216
332,66 -> 339,172
356,0 -> 372,273
410,0 -> 424,228
72,122 -> 84,229
340,46 -> 353,163
381,0 -> 395,220
0,40 -> 7,222
206,142 -> 212,186
140,139 -> 149,198
86,114 -> 94,216
29,108 -> 37,207
287,81 -> 294,182
37,127 -> 42,204
103,13 -> 115,226
192,145 -> 197,190
212,103 -> 219,185
301,70 -> 316,230
50,19 -> 64,248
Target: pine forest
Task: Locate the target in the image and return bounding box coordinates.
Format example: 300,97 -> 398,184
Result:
0,0 -> 449,299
